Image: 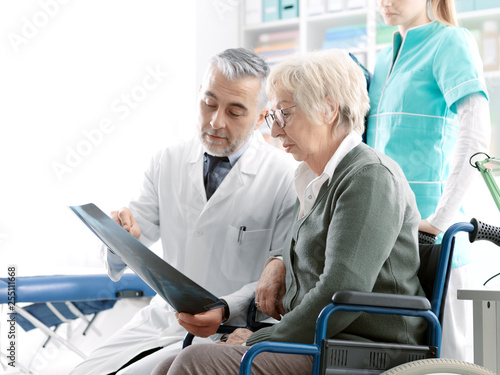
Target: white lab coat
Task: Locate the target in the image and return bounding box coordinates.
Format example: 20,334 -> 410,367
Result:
71,132 -> 297,375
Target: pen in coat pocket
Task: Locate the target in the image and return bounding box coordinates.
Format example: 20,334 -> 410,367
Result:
238,226 -> 246,244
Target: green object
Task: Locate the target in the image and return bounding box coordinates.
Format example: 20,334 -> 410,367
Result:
281,0 -> 299,19
475,0 -> 500,11
472,153 -> 500,212
367,22 -> 488,269
263,0 -> 280,22
456,0 -> 476,12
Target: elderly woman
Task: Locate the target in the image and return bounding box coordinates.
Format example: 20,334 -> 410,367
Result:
152,49 -> 426,375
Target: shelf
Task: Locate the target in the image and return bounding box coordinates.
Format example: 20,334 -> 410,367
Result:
484,70 -> 500,82
244,18 -> 299,32
304,8 -> 369,53
345,47 -> 368,55
306,8 -> 368,28
458,8 -> 500,21
376,43 -> 390,51
458,8 -> 500,29
240,2 -> 500,74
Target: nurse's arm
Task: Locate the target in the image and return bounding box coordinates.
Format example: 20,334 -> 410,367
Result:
418,219 -> 441,235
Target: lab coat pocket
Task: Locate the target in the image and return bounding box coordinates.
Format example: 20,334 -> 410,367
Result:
221,226 -> 273,283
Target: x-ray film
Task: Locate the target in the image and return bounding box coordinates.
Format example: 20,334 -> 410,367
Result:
70,203 -> 225,314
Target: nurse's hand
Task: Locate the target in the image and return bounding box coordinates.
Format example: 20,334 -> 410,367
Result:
111,207 -> 141,239
255,258 -> 286,320
176,308 -> 224,337
419,219 -> 441,236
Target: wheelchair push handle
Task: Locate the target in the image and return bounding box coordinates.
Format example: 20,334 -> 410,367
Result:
418,231 -> 437,244
469,218 -> 500,247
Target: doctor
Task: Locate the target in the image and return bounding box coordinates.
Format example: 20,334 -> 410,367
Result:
70,48 -> 297,375
367,0 -> 491,360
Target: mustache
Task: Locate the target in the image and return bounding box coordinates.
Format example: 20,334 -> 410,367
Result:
202,129 -> 228,139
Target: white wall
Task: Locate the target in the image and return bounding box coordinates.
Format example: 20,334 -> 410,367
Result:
195,0 -> 239,86
0,0 -> 197,274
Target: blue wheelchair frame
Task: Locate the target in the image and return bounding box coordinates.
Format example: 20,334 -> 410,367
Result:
239,221 -> 476,375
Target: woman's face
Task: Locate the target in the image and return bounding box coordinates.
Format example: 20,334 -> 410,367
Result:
378,0 -> 430,31
269,90 -> 337,174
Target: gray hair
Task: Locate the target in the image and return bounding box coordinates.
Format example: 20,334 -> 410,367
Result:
208,48 -> 269,110
267,49 -> 370,135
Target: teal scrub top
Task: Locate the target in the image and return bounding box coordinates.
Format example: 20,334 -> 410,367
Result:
367,22 -> 488,267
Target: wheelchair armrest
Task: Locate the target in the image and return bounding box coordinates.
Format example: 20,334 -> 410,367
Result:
240,341 -> 319,375
332,290 -> 431,311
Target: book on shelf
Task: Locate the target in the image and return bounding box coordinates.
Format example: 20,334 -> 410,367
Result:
254,29 -> 300,64
254,40 -> 299,53
322,25 -> 367,49
258,29 -> 300,43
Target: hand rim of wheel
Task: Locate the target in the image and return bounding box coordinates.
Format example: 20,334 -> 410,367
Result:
381,358 -> 496,375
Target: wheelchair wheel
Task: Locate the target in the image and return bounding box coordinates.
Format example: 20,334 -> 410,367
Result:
381,358 -> 495,375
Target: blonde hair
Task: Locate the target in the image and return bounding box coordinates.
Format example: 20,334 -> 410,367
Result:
430,0 -> 458,26
266,49 -> 369,135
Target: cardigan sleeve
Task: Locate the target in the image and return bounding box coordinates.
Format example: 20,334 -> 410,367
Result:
247,162 -> 412,345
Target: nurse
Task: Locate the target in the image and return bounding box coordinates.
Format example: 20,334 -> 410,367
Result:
368,0 -> 491,360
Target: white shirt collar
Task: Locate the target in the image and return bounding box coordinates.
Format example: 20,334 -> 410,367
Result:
295,132 -> 362,218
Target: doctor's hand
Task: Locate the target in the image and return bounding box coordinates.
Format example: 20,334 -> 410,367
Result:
255,258 -> 286,320
176,307 -> 224,337
419,219 -> 441,236
111,207 -> 141,239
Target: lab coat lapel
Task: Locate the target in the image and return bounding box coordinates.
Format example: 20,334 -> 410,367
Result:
187,144 -> 207,201
204,133 -> 262,209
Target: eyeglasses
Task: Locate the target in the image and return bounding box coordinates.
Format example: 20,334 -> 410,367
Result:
265,105 -> 297,129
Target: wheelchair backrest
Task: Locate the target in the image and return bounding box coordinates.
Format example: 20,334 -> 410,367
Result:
417,238 -> 455,325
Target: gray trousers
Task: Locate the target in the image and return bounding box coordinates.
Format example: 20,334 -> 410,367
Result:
151,343 -> 313,375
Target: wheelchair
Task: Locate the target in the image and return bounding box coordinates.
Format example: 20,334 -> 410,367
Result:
185,218 -> 500,374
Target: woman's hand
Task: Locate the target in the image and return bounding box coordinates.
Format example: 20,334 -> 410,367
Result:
218,328 -> 253,346
255,258 -> 286,320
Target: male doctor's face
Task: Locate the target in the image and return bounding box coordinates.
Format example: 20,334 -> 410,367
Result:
198,67 -> 266,157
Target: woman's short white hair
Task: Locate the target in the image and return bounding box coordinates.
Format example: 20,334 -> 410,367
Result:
267,49 -> 370,135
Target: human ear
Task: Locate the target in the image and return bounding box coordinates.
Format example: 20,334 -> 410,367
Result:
254,108 -> 268,130
324,96 -> 339,125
